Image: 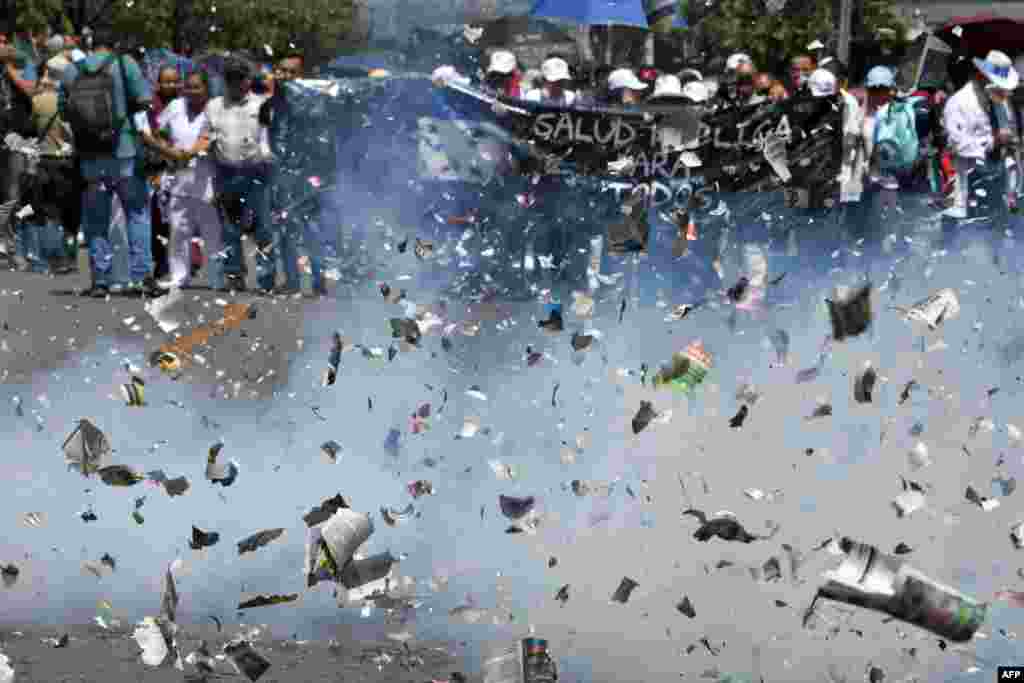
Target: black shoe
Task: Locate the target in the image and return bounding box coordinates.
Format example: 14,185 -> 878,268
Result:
224,274 -> 247,292
83,284 -> 110,299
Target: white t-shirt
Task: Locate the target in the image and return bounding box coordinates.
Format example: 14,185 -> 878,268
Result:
201,93 -> 271,167
157,97 -> 215,201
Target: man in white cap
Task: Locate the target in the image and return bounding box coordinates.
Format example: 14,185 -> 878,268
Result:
725,53 -> 754,73
807,68 -> 837,98
942,50 -> 1019,221
524,57 -> 576,106
484,49 -> 524,100
607,67 -> 648,106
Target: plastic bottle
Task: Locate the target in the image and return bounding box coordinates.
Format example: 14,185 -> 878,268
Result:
809,537 -> 987,642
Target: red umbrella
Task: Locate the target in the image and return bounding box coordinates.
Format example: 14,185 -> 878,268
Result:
934,15 -> 1024,58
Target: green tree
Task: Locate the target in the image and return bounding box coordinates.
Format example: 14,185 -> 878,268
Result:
9,0 -> 361,64
202,0 -> 358,65
698,0 -> 906,76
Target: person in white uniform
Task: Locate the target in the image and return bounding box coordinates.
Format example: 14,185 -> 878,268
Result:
149,70 -> 223,289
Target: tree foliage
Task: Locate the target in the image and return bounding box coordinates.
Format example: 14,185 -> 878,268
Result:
696,0 -> 907,76
6,0 -> 363,66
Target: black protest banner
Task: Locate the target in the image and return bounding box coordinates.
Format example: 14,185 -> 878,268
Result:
485,90 -> 842,202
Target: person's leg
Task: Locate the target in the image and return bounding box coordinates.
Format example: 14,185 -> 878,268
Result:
36,219 -> 64,273
151,187 -> 170,280
116,172 -> 153,285
80,178 -> 115,289
0,150 -> 25,242
164,195 -> 193,287
15,221 -> 42,272
213,166 -> 245,287
244,171 -> 275,292
304,212 -> 326,293
192,198 -> 224,290
280,215 -> 303,291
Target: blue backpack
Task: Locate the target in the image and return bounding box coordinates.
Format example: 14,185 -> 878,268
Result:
874,97 -> 924,172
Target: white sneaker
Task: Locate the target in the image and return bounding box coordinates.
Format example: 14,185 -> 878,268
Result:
157,277 -> 187,290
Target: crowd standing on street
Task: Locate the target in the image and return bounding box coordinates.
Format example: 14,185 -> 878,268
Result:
0,25 -> 329,298
1,23 -> 1022,298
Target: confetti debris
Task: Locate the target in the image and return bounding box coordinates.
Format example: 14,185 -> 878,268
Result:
62,419 -> 112,478
237,528 -> 286,556
676,595 -> 696,618
610,577 -> 639,604
853,363 -> 877,404
827,283 -> 873,341
223,638 -> 272,682
189,526 -> 221,550
238,593 -> 300,610
499,495 -> 535,520
321,440 -> 343,463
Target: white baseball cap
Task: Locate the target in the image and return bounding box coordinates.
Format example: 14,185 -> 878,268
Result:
682,80 -> 709,103
487,50 -> 517,75
651,74 -> 685,99
608,68 -> 647,92
726,53 -> 753,71
808,68 -> 837,97
541,57 -> 571,83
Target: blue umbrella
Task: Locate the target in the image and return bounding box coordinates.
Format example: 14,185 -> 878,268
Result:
529,0 -> 650,28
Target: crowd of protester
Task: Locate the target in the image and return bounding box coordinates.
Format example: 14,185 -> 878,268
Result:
2,22 -> 1024,298
0,26 -> 329,297
439,44 -> 1024,271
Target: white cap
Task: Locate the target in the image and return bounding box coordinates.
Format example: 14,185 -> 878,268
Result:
807,39 -> 825,51
726,53 -> 753,71
541,57 -> 571,83
679,68 -> 703,83
682,80 -> 709,103
651,74 -> 685,99
487,50 -> 516,75
808,69 -> 837,97
608,68 -> 647,92
974,50 -> 1019,91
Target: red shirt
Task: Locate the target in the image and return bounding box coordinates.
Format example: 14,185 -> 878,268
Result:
503,72 -> 525,100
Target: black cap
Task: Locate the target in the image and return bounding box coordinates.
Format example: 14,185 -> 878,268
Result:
223,57 -> 253,82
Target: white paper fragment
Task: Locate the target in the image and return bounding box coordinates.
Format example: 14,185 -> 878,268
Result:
893,490 -> 926,517
133,618 -> 169,666
908,442 -> 932,470
1010,423 -> 1023,445
0,651 -> 12,683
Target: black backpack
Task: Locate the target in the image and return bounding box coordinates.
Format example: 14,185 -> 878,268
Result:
64,56 -> 123,158
0,70 -> 35,138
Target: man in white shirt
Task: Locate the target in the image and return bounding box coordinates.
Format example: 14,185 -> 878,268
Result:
197,57 -> 270,292
523,57 -> 576,106
942,50 -> 1019,226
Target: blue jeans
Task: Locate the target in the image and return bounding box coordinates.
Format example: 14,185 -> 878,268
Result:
80,158 -> 152,285
16,220 -> 64,272
213,163 -> 270,284
300,208 -> 337,290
